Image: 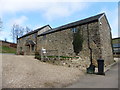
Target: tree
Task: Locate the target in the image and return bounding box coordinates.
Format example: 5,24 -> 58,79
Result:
11,24 -> 24,43
11,24 -> 32,43
25,26 -> 31,33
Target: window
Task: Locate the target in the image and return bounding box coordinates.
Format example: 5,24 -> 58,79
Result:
25,36 -> 29,40
71,28 -> 78,33
32,45 -> 34,51
43,35 -> 46,40
22,38 -> 25,41
33,34 -> 36,39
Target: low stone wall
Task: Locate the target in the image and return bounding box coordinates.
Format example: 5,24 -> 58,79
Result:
35,55 -> 90,72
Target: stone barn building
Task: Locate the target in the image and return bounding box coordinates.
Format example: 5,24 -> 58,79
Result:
17,25 -> 52,55
17,13 -> 114,67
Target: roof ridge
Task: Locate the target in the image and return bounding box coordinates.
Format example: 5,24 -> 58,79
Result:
39,13 -> 105,36
18,25 -> 51,39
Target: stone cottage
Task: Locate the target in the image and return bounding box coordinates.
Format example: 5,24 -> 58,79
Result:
17,25 -> 52,55
17,13 -> 114,67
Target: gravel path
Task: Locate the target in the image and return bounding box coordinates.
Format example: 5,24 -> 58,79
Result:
2,54 -> 84,88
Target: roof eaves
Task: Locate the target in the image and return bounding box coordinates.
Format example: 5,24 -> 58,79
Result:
17,25 -> 50,39
38,13 -> 104,36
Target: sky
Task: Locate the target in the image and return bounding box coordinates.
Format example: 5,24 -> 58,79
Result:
0,0 -> 119,42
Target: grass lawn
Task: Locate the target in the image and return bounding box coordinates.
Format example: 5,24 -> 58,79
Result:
0,46 -> 16,53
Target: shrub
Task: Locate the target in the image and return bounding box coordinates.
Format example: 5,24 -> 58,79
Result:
19,51 -> 24,55
72,28 -> 83,55
35,51 -> 39,56
35,55 -> 41,60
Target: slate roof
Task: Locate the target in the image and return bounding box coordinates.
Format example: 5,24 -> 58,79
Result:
18,25 -> 52,39
38,13 -> 105,36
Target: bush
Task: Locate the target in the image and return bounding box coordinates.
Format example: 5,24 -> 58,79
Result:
35,55 -> 41,60
35,51 -> 39,56
19,51 -> 24,55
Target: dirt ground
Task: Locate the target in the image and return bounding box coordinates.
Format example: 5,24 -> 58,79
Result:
2,54 -> 84,88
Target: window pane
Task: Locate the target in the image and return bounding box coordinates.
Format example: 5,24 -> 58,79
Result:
32,45 -> 34,51
71,28 -> 77,33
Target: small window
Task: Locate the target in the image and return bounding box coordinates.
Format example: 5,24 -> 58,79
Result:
71,28 -> 78,33
33,34 -> 36,39
32,45 -> 34,51
22,38 -> 25,41
43,35 -> 46,40
26,36 -> 29,40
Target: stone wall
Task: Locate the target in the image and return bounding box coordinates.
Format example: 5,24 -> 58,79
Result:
17,25 -> 51,55
17,33 -> 37,55
99,15 -> 114,66
37,21 -> 103,68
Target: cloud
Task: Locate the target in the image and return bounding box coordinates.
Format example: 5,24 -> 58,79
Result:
0,0 -> 118,16
0,30 -> 11,41
0,0 -> 88,20
8,16 -> 28,26
0,15 -> 28,41
43,2 -> 87,21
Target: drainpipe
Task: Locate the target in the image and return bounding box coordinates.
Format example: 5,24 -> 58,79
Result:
87,24 -> 92,65
86,24 -> 95,74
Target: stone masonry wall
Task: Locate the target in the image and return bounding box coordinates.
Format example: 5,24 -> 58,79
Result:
17,33 -> 37,55
17,25 -> 51,55
37,21 -> 102,68
99,15 -> 114,66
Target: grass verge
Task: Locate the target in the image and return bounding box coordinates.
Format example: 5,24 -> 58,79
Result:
0,46 -> 16,53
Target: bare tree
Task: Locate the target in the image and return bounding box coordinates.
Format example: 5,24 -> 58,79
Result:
11,24 -> 32,43
11,24 -> 24,43
25,26 -> 31,33
19,26 -> 24,36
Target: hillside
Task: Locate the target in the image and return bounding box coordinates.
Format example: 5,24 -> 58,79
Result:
0,46 -> 16,53
0,40 -> 17,54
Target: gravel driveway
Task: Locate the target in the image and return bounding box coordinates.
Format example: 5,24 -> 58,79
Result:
2,54 -> 84,88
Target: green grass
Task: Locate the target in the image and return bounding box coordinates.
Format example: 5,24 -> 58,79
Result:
0,46 -> 16,53
112,38 -> 120,44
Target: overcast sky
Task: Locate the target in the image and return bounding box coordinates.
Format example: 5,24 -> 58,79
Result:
0,0 -> 119,42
